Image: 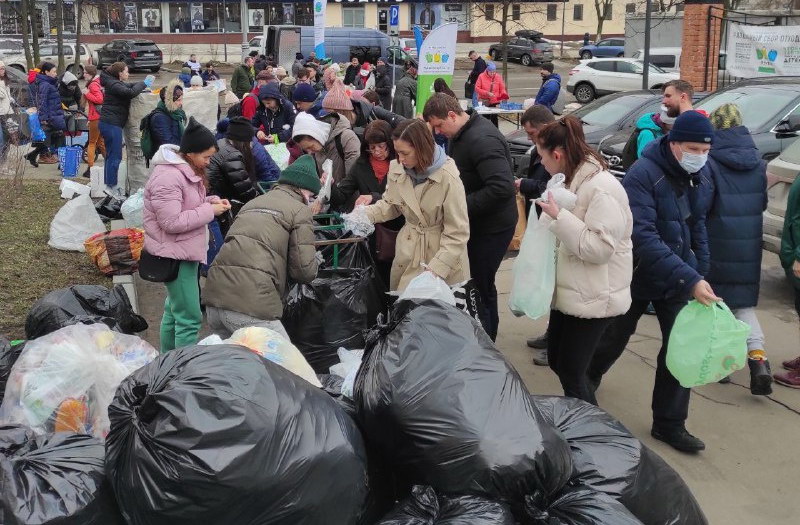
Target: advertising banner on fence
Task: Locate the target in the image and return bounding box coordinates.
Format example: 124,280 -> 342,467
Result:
313,0 -> 327,59
726,24 -> 800,78
416,23 -> 458,115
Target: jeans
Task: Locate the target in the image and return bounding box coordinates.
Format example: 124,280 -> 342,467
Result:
206,306 -> 290,340
99,121 -> 123,186
589,297 -> 691,431
160,261 -> 202,352
548,309 -> 617,405
467,225 -> 515,341
732,307 -> 766,352
86,119 -> 106,168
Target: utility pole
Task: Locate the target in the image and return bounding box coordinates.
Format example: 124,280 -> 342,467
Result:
560,0 -> 566,58
240,0 -> 249,61
642,0 -> 652,89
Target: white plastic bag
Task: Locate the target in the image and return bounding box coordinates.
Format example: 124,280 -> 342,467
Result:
508,174 -> 574,319
342,205 -> 375,237
59,179 -> 90,199
0,324 -> 158,439
265,143 -> 291,171
227,327 -> 322,387
89,165 -> 106,197
48,193 -> 106,252
121,189 -> 145,228
329,348 -> 364,398
399,271 -> 457,306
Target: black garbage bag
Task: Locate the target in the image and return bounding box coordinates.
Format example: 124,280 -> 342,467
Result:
533,396 -> 708,525
283,238 -> 386,373
106,344 -> 368,525
523,485 -> 643,525
25,284 -> 147,340
0,338 -> 24,405
379,485 -> 516,525
95,194 -> 124,221
354,299 -> 573,509
0,425 -> 123,525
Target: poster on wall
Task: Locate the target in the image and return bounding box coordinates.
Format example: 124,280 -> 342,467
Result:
313,0 -> 328,59
283,3 -> 295,25
416,23 -> 458,114
442,3 -> 469,31
249,9 -> 265,28
123,3 -> 137,32
726,24 -> 800,77
191,3 -> 205,32
411,3 -> 442,30
142,7 -> 161,30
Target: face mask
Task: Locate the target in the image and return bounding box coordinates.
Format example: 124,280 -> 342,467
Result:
678,149 -> 708,174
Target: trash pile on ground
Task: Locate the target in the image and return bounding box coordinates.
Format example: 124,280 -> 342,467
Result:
0,273 -> 708,523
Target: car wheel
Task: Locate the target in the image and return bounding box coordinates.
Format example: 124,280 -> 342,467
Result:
580,51 -> 592,59
574,82 -> 595,104
150,67 -> 160,73
490,49 -> 498,61
521,54 -> 532,67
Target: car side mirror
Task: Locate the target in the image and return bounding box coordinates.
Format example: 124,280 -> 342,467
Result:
775,115 -> 800,137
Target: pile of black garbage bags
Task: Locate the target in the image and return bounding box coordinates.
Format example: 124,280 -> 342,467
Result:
1,290 -> 708,524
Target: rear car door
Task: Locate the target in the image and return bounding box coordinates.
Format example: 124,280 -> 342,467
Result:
587,60 -> 617,92
595,40 -> 612,57
39,45 -> 57,64
611,39 -> 625,56
613,60 -> 642,91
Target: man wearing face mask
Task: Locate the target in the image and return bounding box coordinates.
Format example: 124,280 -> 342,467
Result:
588,111 -> 719,454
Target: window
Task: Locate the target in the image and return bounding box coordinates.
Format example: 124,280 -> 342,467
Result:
650,54 -> 676,69
48,2 -> 76,34
547,4 -> 558,21
343,6 -> 365,28
589,61 -> 615,71
512,4 -> 521,21
676,3 -> 685,12
138,2 -> 163,33
597,39 -> 610,47
626,3 -> 636,14
612,39 -> 625,46
573,4 -> 583,21
616,61 -> 637,73
604,3 -> 613,19
485,4 -> 495,20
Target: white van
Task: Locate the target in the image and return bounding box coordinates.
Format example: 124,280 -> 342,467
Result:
631,47 -> 731,78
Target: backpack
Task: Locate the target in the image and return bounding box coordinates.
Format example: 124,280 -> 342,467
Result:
620,128 -> 644,171
227,93 -> 257,119
139,108 -> 167,167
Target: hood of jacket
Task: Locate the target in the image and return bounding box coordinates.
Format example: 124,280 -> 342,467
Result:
163,78 -> 184,113
544,73 -> 562,84
709,126 -> 761,172
321,112 -> 351,142
99,70 -> 123,89
259,83 -> 284,103
405,144 -> 447,182
150,144 -> 205,183
61,70 -> 78,86
635,112 -> 662,133
35,73 -> 57,87
281,76 -> 297,86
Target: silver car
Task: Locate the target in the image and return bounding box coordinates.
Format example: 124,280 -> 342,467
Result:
764,136 -> 800,253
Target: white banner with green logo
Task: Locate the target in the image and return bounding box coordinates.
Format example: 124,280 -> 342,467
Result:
313,0 -> 327,59
726,24 -> 800,77
416,23 -> 458,115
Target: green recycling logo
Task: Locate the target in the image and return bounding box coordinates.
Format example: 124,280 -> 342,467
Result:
755,47 -> 778,73
315,2 -> 322,13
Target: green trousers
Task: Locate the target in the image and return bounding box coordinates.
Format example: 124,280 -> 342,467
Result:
160,261 -> 202,352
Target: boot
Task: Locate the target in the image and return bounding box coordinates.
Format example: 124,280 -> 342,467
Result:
39,153 -> 58,164
527,330 -> 548,349
25,151 -> 39,168
651,425 -> 705,453
774,369 -> 800,389
532,348 -> 548,366
782,355 -> 800,371
748,358 -> 773,396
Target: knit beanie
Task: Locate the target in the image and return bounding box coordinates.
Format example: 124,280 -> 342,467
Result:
226,116 -> 255,143
293,82 -> 318,103
61,70 -> 78,85
190,75 -> 203,87
256,70 -> 275,82
486,61 -> 497,72
668,110 -> 714,144
278,154 -> 321,195
292,112 -> 331,145
323,80 -> 354,111
276,66 -> 287,78
180,117 -> 217,154
181,67 -> 191,75
709,103 -> 743,130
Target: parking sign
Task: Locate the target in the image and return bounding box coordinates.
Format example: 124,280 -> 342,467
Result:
389,5 -> 399,28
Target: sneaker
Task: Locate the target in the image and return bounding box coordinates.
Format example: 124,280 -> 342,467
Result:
782,356 -> 800,371
39,154 -> 58,164
532,348 -> 548,366
527,331 -> 548,349
651,426 -> 705,453
748,359 -> 773,396
774,369 -> 800,389
25,151 -> 38,168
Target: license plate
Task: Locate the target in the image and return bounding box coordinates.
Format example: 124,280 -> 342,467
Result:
142,53 -> 154,57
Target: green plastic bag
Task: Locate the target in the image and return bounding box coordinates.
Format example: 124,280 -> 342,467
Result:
667,301 -> 750,388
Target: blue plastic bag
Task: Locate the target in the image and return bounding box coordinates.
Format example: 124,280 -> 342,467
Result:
58,146 -> 82,178
28,112 -> 46,143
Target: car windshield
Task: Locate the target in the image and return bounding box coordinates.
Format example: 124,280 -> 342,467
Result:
696,86 -> 800,131
572,94 -> 650,127
633,61 -> 667,74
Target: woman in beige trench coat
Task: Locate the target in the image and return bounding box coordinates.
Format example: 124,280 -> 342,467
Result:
364,119 -> 470,292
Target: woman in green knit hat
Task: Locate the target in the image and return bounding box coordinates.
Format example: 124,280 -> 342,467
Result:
203,155 -> 321,338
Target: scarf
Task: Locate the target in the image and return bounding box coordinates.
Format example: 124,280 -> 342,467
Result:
157,100 -> 187,135
369,156 -> 390,184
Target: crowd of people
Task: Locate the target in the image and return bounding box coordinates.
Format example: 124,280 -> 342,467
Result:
7,51 -> 800,457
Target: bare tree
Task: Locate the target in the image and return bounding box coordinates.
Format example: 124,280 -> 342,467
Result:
56,0 -> 66,71
469,2 -> 545,82
8,1 -> 33,69
74,0 -> 83,73
30,0 -> 41,67
594,0 -> 614,39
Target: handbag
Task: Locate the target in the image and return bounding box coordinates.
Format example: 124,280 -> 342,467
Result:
138,249 -> 180,283
374,223 -> 399,263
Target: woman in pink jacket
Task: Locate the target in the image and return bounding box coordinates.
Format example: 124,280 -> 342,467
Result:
143,117 -> 231,351
474,61 -> 509,127
82,65 -> 106,178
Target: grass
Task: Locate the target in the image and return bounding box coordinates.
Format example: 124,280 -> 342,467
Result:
0,178 -> 111,340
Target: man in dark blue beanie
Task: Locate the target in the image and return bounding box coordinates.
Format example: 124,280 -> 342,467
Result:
589,110 -> 718,454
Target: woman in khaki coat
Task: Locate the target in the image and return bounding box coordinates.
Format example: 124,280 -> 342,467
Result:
535,115 -> 633,406
364,119 -> 470,292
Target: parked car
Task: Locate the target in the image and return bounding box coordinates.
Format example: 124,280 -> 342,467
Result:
96,39 -> 162,72
599,77 -> 800,178
567,58 -> 678,103
764,134 -> 800,253
488,30 -> 553,66
4,42 -> 93,75
506,90 -> 666,174
630,47 -> 737,85
578,38 -> 625,60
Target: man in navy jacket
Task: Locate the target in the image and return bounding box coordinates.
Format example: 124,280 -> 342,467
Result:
534,63 -> 561,113
589,111 -> 719,454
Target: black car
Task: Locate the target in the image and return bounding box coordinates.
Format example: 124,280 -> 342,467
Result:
96,39 -> 163,72
489,30 -> 553,67
506,90 -> 667,174
600,77 -> 800,178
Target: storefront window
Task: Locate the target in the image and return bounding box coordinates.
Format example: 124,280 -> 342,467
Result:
139,2 -> 163,33
48,1 -> 76,34
0,2 -> 20,35
343,6 -> 365,28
